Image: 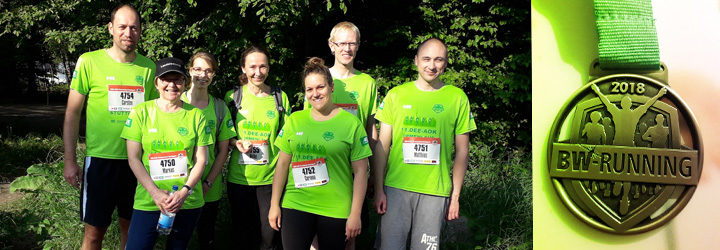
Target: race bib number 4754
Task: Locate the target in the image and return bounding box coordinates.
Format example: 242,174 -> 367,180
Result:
108,85 -> 144,111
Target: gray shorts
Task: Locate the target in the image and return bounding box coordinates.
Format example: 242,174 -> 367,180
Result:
376,186 -> 448,250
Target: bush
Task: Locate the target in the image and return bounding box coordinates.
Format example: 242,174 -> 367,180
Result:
0,134 -> 63,182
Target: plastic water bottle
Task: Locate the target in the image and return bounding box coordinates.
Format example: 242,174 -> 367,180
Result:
156,185 -> 179,235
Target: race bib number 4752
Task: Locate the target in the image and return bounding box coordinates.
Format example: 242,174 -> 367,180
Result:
108,85 -> 144,111
291,158 -> 329,188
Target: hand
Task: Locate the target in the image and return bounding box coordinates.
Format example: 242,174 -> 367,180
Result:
659,87 -> 667,95
202,181 -> 211,196
235,140 -> 252,154
374,191 -> 387,215
446,199 -> 460,221
63,161 -> 82,188
345,214 -> 362,239
268,205 -> 282,231
590,83 -> 600,93
164,188 -> 189,213
150,189 -> 170,214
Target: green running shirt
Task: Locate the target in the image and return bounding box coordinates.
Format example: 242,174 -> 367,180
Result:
275,109 -> 372,219
181,93 -> 236,202
224,86 -> 291,186
121,101 -> 214,211
375,82 -> 477,197
70,49 -> 158,159
303,72 -> 379,127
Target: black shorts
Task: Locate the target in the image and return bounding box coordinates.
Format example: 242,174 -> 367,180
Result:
80,157 -> 137,228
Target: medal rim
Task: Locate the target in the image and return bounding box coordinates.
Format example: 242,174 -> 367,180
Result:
546,73 -> 704,234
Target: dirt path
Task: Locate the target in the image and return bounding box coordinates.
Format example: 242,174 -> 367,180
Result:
0,104 -> 68,136
0,183 -> 23,208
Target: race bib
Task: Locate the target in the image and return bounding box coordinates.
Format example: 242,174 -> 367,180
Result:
402,137 -> 441,165
148,151 -> 188,181
336,103 -> 359,116
238,140 -> 270,165
291,158 -> 330,188
108,85 -> 144,111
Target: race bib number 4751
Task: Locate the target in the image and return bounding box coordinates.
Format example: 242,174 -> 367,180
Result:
148,150 -> 188,181
108,85 -> 144,111
402,137 -> 441,165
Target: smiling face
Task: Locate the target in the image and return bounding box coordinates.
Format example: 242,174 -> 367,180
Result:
304,73 -> 334,111
242,52 -> 269,87
190,58 -> 214,89
414,40 -> 448,84
156,72 -> 186,102
329,29 -> 359,66
108,6 -> 141,53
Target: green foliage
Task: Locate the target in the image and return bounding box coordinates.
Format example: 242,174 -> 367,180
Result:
0,134 -> 63,182
455,142 -> 532,249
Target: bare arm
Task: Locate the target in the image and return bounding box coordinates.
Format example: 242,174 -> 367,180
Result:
203,139 -> 229,195
447,133 -> 470,221
63,89 -> 85,188
373,122 -> 392,214
127,140 -> 169,213
346,158 -> 368,239
590,84 -> 614,111
269,150 -> 291,231
166,145 -> 208,213
637,87 -> 667,113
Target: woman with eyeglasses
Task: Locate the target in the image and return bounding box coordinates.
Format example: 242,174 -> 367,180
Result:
224,45 -> 290,249
122,57 -> 213,249
181,51 -> 236,249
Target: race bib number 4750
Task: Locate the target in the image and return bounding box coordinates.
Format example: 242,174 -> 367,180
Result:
291,158 -> 329,188
108,85 -> 144,111
149,151 -> 188,181
402,137 -> 441,165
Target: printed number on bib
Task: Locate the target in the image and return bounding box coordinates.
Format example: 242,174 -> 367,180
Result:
291,158 -> 329,188
108,85 -> 144,111
402,137 -> 441,165
149,151 -> 188,181
239,140 -> 270,165
336,103 -> 359,116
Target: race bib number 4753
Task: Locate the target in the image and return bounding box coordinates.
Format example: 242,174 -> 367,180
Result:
402,137 -> 441,165
148,151 -> 188,181
291,158 -> 329,188
108,85 -> 144,111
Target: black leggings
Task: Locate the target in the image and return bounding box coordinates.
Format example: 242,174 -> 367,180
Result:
195,200 -> 219,249
281,208 -> 346,250
228,183 -> 281,250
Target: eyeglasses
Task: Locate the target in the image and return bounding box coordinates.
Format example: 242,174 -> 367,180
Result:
190,67 -> 215,76
331,41 -> 359,48
159,76 -> 186,85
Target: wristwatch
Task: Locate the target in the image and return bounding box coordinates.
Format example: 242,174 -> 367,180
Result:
182,185 -> 193,195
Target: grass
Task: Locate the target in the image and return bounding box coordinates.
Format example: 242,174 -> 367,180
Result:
1,134 -> 532,249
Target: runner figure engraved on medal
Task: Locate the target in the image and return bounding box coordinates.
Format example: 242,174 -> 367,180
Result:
547,74 -> 702,234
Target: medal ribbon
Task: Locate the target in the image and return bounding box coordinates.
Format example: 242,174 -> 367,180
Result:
594,0 -> 660,70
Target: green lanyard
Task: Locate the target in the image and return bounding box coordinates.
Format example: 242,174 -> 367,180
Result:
594,0 -> 660,70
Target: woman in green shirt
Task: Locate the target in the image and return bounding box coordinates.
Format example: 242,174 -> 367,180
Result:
182,51 -> 236,249
225,45 -> 290,249
122,57 -> 213,249
269,57 -> 372,249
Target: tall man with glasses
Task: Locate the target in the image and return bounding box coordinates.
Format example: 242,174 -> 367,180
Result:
63,4 -> 158,249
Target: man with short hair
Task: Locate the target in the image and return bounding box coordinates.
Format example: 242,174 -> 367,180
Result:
63,4 -> 157,249
373,38 -> 476,250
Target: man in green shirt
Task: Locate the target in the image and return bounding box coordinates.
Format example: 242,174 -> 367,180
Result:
373,38 -> 477,250
62,4 -> 157,249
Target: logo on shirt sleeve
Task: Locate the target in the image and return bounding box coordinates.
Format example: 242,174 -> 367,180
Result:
204,125 -> 212,134
379,101 -> 384,110
361,136 -> 369,146
278,129 -> 284,137
125,118 -> 132,127
226,119 -> 234,128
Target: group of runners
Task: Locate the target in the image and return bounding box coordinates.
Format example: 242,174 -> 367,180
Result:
63,4 -> 476,250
